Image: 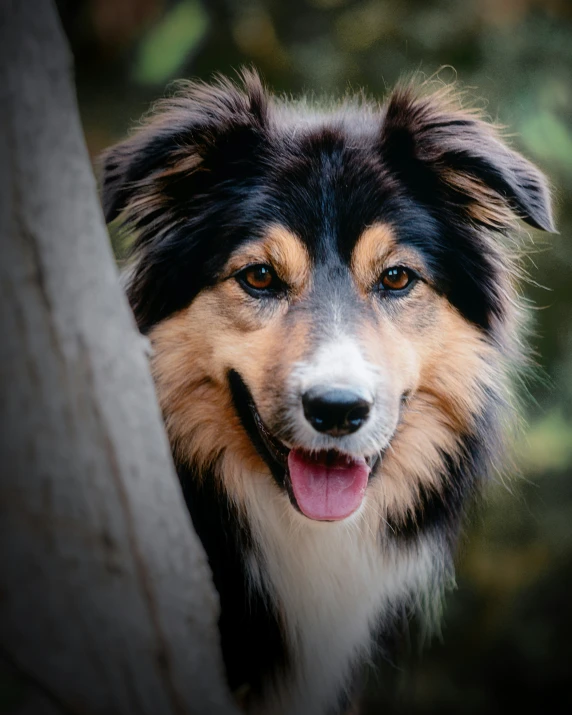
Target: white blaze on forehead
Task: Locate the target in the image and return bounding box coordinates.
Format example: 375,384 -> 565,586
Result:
291,335 -> 378,399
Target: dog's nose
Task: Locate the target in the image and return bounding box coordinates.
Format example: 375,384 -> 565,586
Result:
302,387 -> 372,436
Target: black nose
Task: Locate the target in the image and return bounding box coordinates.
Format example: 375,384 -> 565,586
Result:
302,387 -> 372,436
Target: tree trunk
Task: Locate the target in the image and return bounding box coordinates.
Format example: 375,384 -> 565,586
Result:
0,2 -> 238,714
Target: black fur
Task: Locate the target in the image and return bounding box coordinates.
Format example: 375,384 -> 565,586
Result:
178,462 -> 287,697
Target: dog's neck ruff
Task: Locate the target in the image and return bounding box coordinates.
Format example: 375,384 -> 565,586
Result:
242,473 -> 443,715
182,456 -> 448,715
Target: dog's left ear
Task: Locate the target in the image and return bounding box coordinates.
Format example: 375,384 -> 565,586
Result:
380,85 -> 556,233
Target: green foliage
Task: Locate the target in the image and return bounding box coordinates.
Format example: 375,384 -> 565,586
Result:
521,110 -> 572,174
133,0 -> 208,86
523,410 -> 572,473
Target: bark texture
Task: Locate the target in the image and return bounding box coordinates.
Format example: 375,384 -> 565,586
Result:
0,2 -> 237,714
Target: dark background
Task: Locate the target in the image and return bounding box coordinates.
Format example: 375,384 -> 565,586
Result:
56,1 -> 572,712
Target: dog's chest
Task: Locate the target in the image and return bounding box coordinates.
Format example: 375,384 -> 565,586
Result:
245,492 -> 436,715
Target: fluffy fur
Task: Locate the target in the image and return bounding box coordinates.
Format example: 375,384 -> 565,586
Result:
99,70 -> 554,715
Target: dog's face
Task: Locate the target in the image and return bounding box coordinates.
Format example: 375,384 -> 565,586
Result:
100,72 -> 554,532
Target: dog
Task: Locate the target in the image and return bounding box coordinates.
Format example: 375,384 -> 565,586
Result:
99,70 -> 554,715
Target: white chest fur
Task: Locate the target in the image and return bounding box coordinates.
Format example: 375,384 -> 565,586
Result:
242,479 -> 443,715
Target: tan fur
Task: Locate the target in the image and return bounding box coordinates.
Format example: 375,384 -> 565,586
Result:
351,223 -> 435,294
149,226 -> 312,507
124,151 -> 206,231
441,168 -> 516,229
365,302 -> 496,530
350,223 -> 397,290
150,220 -> 497,532
224,224 -> 312,294
160,150 -> 204,178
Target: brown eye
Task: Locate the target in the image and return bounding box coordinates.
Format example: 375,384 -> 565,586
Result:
238,264 -> 278,293
379,266 -> 415,292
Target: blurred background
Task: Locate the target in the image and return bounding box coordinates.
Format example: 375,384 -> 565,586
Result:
56,0 -> 572,712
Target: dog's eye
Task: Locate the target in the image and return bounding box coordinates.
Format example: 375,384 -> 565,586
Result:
238,264 -> 280,294
378,266 -> 416,293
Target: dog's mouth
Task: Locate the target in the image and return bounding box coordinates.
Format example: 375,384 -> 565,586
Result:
228,370 -> 380,522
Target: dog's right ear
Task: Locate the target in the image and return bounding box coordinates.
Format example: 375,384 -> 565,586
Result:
98,69 -> 269,224
99,124 -> 180,223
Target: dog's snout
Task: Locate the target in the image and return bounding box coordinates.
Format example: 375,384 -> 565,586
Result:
302,387 -> 372,436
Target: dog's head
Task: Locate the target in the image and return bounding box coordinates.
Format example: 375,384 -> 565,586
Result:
100,71 -> 554,533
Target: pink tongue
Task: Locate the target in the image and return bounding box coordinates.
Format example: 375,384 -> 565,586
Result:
288,449 -> 370,521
